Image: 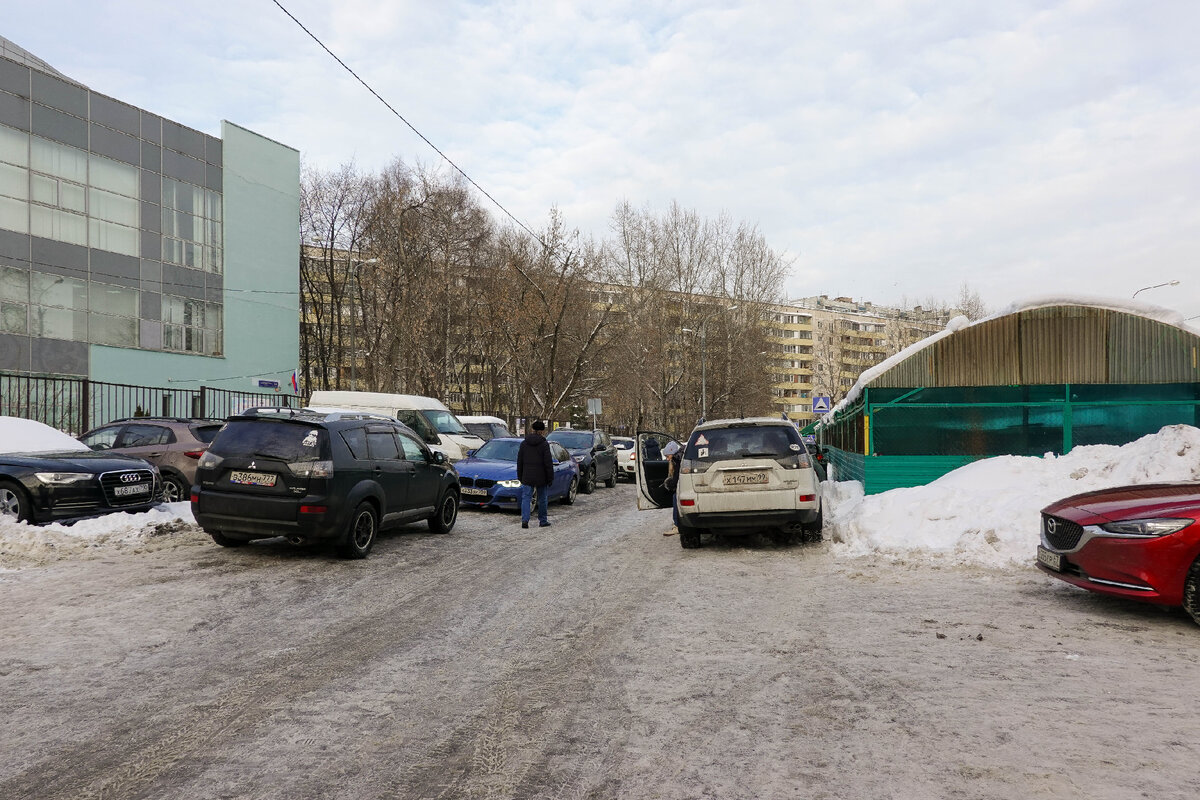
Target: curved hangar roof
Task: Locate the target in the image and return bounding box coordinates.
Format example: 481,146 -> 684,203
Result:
865,300 -> 1200,391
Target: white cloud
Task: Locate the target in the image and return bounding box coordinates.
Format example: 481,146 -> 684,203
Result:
4,0 -> 1198,315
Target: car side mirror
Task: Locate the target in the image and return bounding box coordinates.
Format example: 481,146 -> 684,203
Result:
465,448 -> 476,457
433,451 -> 447,464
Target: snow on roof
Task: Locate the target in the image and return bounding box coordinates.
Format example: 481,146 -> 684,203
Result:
820,295 -> 1198,424
0,417 -> 91,455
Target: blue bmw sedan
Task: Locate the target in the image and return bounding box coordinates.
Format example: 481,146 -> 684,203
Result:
456,437 -> 580,510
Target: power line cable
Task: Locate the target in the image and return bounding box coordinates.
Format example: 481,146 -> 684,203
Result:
270,0 -> 550,252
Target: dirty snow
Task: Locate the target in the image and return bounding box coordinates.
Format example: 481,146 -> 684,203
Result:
0,415 -> 91,454
4,425 -> 1198,573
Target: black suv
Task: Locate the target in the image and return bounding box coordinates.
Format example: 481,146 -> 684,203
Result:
191,408 -> 460,558
545,428 -> 619,494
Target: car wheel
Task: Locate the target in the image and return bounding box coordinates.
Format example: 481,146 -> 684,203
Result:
679,522 -> 702,549
1183,558 -> 1200,627
803,506 -> 824,543
161,473 -> 189,504
604,468 -> 617,488
581,466 -> 596,494
428,490 -> 459,534
0,481 -> 31,523
561,476 -> 578,505
337,502 -> 378,559
209,531 -> 247,548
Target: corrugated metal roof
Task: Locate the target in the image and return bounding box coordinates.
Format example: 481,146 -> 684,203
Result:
867,305 -> 1200,388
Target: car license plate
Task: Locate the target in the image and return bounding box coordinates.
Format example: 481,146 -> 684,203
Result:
230,470 -> 277,487
723,471 -> 768,486
1037,546 -> 1063,571
461,486 -> 488,496
113,483 -> 150,497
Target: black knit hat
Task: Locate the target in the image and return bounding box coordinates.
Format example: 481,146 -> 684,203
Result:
531,419 -> 546,431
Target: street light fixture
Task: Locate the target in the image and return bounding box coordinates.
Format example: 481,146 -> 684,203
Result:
1132,280 -> 1179,298
682,303 -> 739,419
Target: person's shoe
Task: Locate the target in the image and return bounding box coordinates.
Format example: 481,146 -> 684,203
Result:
539,521 -> 551,527
521,521 -> 529,529
663,527 -> 678,536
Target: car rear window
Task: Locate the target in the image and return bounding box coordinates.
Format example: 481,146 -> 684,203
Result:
209,420 -> 329,461
612,439 -> 633,450
191,424 -> 223,444
685,425 -> 802,462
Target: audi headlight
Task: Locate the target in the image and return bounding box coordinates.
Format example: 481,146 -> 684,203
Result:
1099,518 -> 1193,537
498,479 -> 521,488
34,472 -> 92,485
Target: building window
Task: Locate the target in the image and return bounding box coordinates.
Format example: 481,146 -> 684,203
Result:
163,295 -> 223,354
162,177 -> 223,274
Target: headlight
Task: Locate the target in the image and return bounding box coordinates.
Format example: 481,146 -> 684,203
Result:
498,479 -> 521,488
34,472 -> 93,485
572,455 -> 585,463
1098,518 -> 1193,537
288,460 -> 333,478
197,451 -> 223,470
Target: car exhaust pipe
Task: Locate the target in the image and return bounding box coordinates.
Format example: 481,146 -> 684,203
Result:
287,535 -> 305,545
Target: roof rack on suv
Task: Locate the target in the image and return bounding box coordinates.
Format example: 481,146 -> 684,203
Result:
108,416 -> 220,424
236,406 -> 400,424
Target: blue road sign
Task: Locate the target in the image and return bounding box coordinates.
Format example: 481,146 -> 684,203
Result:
812,396 -> 832,414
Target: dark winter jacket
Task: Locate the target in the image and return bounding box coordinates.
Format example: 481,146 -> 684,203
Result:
516,432 -> 555,487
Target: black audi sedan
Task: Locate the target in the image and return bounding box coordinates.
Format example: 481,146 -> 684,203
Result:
0,416 -> 161,524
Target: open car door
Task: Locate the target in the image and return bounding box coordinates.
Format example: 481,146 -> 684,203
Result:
635,431 -> 677,510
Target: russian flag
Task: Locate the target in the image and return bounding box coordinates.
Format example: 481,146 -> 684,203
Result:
290,370 -> 299,393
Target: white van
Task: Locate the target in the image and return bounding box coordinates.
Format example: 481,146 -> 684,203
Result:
458,415 -> 513,441
307,391 -> 485,462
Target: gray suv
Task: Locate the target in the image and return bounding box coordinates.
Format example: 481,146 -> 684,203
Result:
79,417 -> 225,503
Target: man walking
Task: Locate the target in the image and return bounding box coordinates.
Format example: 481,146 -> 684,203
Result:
517,419 -> 554,528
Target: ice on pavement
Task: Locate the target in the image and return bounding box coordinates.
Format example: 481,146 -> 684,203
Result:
2,426 -> 1198,571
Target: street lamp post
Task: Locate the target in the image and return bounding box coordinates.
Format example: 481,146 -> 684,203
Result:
1132,280 -> 1179,298
682,303 -> 738,419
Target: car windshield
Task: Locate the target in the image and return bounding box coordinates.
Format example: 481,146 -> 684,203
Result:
426,410 -> 468,435
209,420 -> 329,462
474,439 -> 520,462
612,439 -> 633,450
548,431 -> 592,450
685,425 -> 801,462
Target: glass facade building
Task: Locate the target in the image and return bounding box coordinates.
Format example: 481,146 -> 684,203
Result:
0,39 -> 299,395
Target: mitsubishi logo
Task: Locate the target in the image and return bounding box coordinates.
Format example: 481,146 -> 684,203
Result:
120,473 -> 141,483
248,461 -> 257,470
1045,517 -> 1057,535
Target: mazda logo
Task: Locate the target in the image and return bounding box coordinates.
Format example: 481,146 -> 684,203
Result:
1045,517 -> 1057,535
120,473 -> 142,483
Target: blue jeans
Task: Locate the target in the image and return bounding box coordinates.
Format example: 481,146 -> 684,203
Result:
520,484 -> 549,525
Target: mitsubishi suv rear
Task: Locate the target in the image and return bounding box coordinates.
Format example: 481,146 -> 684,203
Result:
191,408 -> 460,558
635,417 -> 823,549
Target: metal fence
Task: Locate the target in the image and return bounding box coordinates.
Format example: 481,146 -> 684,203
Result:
0,371 -> 296,435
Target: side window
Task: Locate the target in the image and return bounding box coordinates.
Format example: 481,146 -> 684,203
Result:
366,429 -> 401,460
395,410 -> 433,440
81,425 -> 122,450
397,432 -> 428,462
340,427 -> 367,460
192,424 -> 223,444
550,442 -> 568,463
120,424 -> 172,447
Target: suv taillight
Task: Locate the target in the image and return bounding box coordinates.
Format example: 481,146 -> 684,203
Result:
184,450 -> 205,459
288,459 -> 333,478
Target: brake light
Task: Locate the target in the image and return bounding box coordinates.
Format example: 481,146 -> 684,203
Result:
190,491 -> 199,503
630,452 -> 636,461
300,505 -> 327,514
798,494 -> 815,501
184,450 -> 205,459
679,498 -> 695,506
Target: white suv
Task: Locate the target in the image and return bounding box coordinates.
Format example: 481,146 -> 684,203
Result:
635,417 -> 823,549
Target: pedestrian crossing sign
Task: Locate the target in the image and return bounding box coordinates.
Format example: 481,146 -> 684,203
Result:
812,396 -> 832,413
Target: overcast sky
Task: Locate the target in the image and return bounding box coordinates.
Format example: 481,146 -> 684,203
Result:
6,1 -> 1198,318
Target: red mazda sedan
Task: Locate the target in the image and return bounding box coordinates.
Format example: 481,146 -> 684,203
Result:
1037,483 -> 1200,625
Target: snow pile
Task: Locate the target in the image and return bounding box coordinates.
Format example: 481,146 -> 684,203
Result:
0,416 -> 90,454
0,502 -> 201,570
824,425 -> 1200,568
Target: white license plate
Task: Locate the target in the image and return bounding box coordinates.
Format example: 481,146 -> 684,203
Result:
461,486 -> 488,496
1037,546 -> 1063,571
230,470 -> 277,487
723,471 -> 769,486
113,483 -> 150,497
